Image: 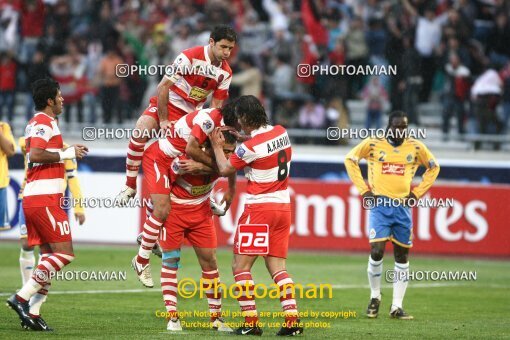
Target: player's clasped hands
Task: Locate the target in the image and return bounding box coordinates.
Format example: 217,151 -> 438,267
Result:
72,144 -> 89,160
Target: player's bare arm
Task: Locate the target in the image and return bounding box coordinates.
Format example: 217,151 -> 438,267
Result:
210,97 -> 224,109
228,129 -> 252,142
210,127 -> 237,176
156,76 -> 175,130
178,159 -> 215,175
221,172 -> 236,211
0,127 -> 15,157
29,144 -> 88,163
185,136 -> 215,168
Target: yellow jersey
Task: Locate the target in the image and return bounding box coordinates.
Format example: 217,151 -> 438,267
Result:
0,122 -> 15,188
345,137 -> 440,199
18,137 -> 85,214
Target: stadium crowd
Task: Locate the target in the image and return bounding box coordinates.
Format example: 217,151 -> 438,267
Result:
0,0 -> 509,143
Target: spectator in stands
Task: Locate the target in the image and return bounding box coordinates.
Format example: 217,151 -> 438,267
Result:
325,38 -> 348,100
400,35 -> 422,126
49,40 -> 87,124
487,13 -> 510,67
0,51 -> 16,122
325,8 -> 346,53
239,10 -> 270,69
0,1 -> 19,54
37,22 -> 65,59
97,48 -> 123,124
270,54 -> 295,108
263,28 -> 293,72
94,2 -> 119,50
499,60 -> 510,133
402,0 -> 447,102
294,26 -> 319,95
298,98 -> 326,144
442,53 -> 471,140
442,9 -> 471,45
344,17 -> 368,99
171,24 -> 195,58
231,55 -> 262,99
298,98 -> 326,129
25,50 -> 49,121
273,99 -> 298,128
471,61 -> 503,150
19,0 -> 45,64
360,76 -> 388,130
83,41 -> 102,124
143,25 -> 173,109
384,12 -> 406,112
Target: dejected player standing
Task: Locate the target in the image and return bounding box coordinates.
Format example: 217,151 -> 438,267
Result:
6,78 -> 88,331
345,111 -> 440,320
210,95 -> 303,337
117,25 -> 236,203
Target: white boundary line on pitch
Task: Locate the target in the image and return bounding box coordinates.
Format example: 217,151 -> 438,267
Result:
0,282 -> 507,297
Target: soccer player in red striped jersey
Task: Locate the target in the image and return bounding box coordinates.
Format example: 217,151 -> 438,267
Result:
158,131 -> 237,332
210,96 -> 303,337
6,78 -> 88,331
131,102 -> 238,287
117,25 -> 236,204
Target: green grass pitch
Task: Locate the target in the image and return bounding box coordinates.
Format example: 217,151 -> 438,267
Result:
0,241 -> 509,339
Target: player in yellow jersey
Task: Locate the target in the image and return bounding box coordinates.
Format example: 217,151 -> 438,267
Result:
345,111 -> 440,320
18,135 -> 86,286
0,121 -> 15,230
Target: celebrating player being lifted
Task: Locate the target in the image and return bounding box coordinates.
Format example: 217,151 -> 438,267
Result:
345,111 -> 440,320
210,96 -> 303,337
6,78 -> 88,331
158,131 -> 237,333
117,25 -> 236,204
131,101 -> 238,287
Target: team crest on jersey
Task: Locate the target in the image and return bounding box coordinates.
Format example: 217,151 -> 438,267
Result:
172,160 -> 180,174
369,228 -> 376,239
406,154 -> 413,162
202,119 -> 213,132
35,127 -> 45,136
236,146 -> 246,159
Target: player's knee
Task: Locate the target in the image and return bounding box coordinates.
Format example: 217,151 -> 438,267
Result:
21,245 -> 34,252
162,250 -> 181,269
394,252 -> 408,264
153,201 -> 171,220
20,239 -> 33,251
136,115 -> 157,131
370,247 -> 384,261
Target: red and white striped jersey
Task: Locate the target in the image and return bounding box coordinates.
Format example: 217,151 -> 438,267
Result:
158,108 -> 224,158
23,112 -> 65,208
166,45 -> 232,114
229,125 -> 292,207
169,156 -> 219,206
